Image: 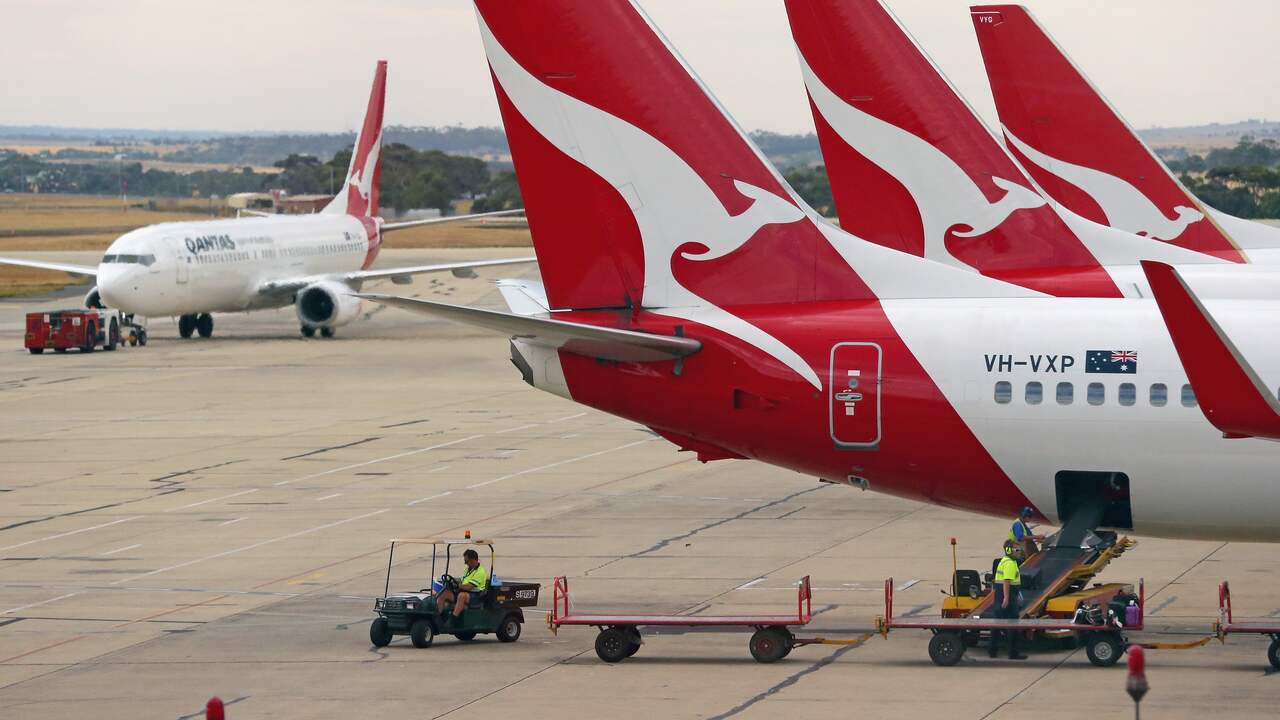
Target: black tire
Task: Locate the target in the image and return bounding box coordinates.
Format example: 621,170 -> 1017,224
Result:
55,347 -> 67,353
749,626 -> 792,664
623,627 -> 642,657
320,326 -> 335,338
455,632 -> 477,642
82,323 -> 96,352
1268,637 -> 1280,670
179,315 -> 195,339
595,628 -> 630,663
301,325 -> 316,338
410,619 -> 435,648
105,319 -> 118,351
137,329 -> 148,346
28,347 -> 43,354
1085,633 -> 1123,667
929,631 -> 966,667
196,313 -> 213,338
496,614 -> 522,643
369,618 -> 392,647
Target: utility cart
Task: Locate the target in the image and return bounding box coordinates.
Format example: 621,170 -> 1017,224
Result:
1215,581 -> 1280,669
369,538 -> 539,649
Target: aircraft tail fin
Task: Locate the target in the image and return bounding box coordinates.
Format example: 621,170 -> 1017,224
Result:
323,60 -> 387,218
970,6 -> 1244,262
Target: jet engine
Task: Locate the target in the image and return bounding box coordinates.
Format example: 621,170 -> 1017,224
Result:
84,286 -> 104,309
295,281 -> 362,328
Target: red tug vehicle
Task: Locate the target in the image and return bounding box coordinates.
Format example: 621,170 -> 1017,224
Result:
24,308 -> 146,354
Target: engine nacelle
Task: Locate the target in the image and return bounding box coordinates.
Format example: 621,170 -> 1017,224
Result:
84,286 -> 103,309
295,281 -> 361,328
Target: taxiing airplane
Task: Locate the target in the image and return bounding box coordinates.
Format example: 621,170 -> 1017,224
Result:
781,0 -> 1280,299
970,4 -> 1280,262
365,1 -> 1280,542
0,61 -> 533,339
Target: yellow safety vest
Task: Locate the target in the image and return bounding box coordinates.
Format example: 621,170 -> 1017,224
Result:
1008,519 -> 1031,542
460,564 -> 488,591
995,556 -> 1021,585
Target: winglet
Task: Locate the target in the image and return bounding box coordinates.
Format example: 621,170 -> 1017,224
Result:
1140,260 -> 1280,439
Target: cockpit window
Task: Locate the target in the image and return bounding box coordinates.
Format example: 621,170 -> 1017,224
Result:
102,254 -> 156,266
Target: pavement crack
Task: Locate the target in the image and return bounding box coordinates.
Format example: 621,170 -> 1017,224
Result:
708,642 -> 862,720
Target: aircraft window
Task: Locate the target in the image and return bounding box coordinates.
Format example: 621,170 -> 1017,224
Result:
1056,382 -> 1073,405
1150,383 -> 1168,407
1181,384 -> 1198,407
994,381 -> 1012,404
1118,383 -> 1136,406
138,254 -> 155,266
1025,381 -> 1042,405
1087,382 -> 1105,406
102,254 -> 117,263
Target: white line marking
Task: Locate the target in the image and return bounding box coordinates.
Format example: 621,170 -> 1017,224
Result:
3,591 -> 80,615
219,517 -> 247,527
559,433 -> 579,439
273,436 -> 479,486
406,491 -> 452,507
0,516 -> 141,553
466,438 -> 653,489
111,509 -> 390,585
549,412 -> 587,423
424,465 -> 451,474
495,424 -> 537,434
315,493 -> 343,502
736,577 -> 767,590
167,489 -> 258,512
896,579 -> 921,592
99,544 -> 142,556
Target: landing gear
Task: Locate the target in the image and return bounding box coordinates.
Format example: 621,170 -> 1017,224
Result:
301,325 -> 316,338
195,313 -> 214,338
320,326 -> 335,338
178,314 -> 196,339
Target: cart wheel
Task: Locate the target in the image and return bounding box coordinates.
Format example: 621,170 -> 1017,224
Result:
55,347 -> 67,353
105,319 -> 118,351
928,631 -> 966,666
1268,638 -> 1280,670
454,631 -> 477,642
749,626 -> 791,663
369,618 -> 392,647
410,619 -> 435,648
138,329 -> 148,346
623,627 -> 642,657
1085,633 -> 1122,667
83,324 -> 96,352
596,628 -> 631,663
496,614 -> 522,643
28,348 -> 43,354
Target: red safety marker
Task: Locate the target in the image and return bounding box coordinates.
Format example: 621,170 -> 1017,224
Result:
1126,645 -> 1148,718
206,696 -> 225,720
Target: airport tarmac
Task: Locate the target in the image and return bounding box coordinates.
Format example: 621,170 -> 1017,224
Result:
0,249 -> 1276,719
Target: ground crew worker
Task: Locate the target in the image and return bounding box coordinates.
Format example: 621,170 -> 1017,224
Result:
1009,506 -> 1045,557
437,548 -> 489,624
990,540 -> 1028,660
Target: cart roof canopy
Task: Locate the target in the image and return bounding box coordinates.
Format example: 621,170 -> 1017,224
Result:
390,538 -> 494,545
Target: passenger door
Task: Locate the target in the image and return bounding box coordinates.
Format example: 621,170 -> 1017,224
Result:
829,342 -> 882,449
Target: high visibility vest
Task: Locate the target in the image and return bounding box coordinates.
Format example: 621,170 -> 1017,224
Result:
460,564 -> 489,591
1009,519 -> 1031,542
995,556 -> 1021,585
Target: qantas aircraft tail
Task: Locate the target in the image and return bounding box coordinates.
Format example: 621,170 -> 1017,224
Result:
969,6 -> 1253,262
473,0 -> 1033,317
323,60 -> 386,218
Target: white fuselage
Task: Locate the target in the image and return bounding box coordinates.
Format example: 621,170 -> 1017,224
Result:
97,214 -> 374,317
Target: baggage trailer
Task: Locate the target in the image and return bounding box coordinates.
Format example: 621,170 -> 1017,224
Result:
549,575 -> 867,663
1215,581 -> 1280,669
877,577 -> 1145,667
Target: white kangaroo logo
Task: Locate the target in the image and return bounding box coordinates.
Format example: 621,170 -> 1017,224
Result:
1003,127 -> 1203,242
478,15 -> 819,389
798,53 -> 1046,271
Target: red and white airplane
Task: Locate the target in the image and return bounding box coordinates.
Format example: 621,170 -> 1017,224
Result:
782,0 -> 1280,299
366,1 -> 1280,542
0,61 -> 531,339
970,4 -> 1280,263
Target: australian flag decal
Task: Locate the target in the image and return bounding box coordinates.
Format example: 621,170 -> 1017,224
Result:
1086,350 -> 1137,374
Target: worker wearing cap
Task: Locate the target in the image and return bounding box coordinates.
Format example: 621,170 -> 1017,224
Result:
990,540 -> 1028,660
1009,506 -> 1045,557
437,548 -> 488,623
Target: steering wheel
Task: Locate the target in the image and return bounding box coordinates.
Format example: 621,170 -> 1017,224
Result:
439,574 -> 460,592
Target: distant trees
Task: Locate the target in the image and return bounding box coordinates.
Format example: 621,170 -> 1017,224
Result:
783,164 -> 834,217
1170,137 -> 1280,219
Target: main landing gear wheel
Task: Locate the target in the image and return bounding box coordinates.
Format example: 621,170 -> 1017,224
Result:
410,619 -> 435,648
749,626 -> 792,663
1268,637 -> 1280,670
105,318 -> 119,351
496,614 -> 522,643
929,631 -> 966,666
196,313 -> 214,338
301,325 -> 316,338
595,628 -> 631,663
320,326 -> 335,338
369,618 -> 392,647
178,314 -> 196,338
1085,633 -> 1123,667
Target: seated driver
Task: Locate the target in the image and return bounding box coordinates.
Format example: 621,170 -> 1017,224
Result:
437,548 -> 488,623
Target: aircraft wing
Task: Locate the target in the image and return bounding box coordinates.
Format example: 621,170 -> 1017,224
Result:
1142,260 -> 1280,440
354,293 -> 701,363
381,208 -> 524,232
257,256 -> 537,298
0,257 -> 98,277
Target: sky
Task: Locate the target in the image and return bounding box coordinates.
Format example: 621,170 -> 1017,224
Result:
2,0 -> 1277,135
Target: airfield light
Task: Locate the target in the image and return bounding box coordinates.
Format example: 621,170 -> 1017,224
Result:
465,530 -> 472,539
206,696 -> 225,720
1126,645 -> 1148,719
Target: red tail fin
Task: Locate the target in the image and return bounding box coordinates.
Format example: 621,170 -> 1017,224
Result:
324,60 -> 386,218
783,0 -> 1119,297
971,6 -> 1244,262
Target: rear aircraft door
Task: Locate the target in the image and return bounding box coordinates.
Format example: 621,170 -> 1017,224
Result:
829,342 -> 882,449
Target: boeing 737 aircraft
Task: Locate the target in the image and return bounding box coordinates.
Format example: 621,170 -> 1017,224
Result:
0,61 -> 533,339
365,1 -> 1279,543
970,4 -> 1280,262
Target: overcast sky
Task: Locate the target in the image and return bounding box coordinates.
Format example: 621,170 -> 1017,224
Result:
2,0 -> 1276,135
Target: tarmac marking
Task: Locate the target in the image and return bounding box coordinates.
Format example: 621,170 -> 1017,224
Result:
896,579 -> 921,592
99,544 -> 142,556
736,577 -> 767,590
708,641 -> 864,719
109,509 -> 390,586
407,491 -> 453,507
3,591 -> 80,615
315,493 -> 343,502
167,489 -> 258,512
466,438 -> 654,489
273,435 -> 480,486
548,412 -> 587,423
0,516 -> 141,553
219,517 -> 247,527
494,424 -> 537,434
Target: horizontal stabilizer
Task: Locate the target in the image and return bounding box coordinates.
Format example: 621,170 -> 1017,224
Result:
0,256 -> 98,277
355,293 -> 701,363
381,208 -> 525,232
1141,260 -> 1280,440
